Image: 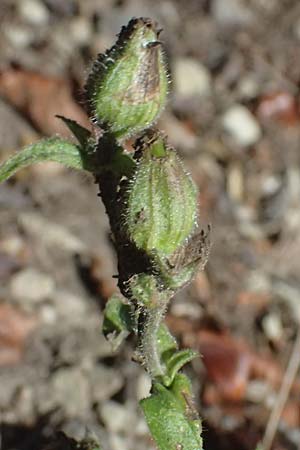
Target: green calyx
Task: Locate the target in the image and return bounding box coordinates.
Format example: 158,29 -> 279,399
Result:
85,17 -> 169,140
125,132 -> 198,259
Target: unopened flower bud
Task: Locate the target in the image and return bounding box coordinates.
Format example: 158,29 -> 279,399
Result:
85,18 -> 168,140
125,131 -> 198,259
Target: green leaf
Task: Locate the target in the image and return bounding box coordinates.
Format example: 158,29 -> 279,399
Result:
140,374 -> 202,450
156,325 -> 197,387
0,137 -> 93,182
157,323 -> 178,356
102,294 -> 135,350
162,349 -> 198,387
56,115 -> 92,148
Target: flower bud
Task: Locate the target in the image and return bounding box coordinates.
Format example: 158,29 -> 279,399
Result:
85,18 -> 168,140
125,131 -> 198,260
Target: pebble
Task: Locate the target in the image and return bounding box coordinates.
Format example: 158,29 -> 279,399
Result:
89,366 -> 123,403
237,75 -> 260,100
171,301 -> 202,319
0,235 -> 26,257
109,434 -> 129,450
0,373 -> 25,409
99,401 -> 135,433
10,268 -> 55,306
136,372 -> 151,401
262,313 -> 283,342
174,58 -> 212,98
58,320 -> 113,364
227,163 -> 244,202
212,0 -> 255,27
70,17 -> 92,45
222,104 -> 262,147
261,175 -> 282,196
47,368 -> 90,418
135,416 -> 149,436
246,271 -> 271,293
19,212 -> 86,253
246,380 -> 270,403
39,303 -> 57,325
18,0 -> 49,26
14,386 -> 35,424
4,25 -> 34,49
52,290 -> 87,323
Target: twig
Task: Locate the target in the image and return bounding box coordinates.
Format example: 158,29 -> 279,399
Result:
262,327 -> 300,450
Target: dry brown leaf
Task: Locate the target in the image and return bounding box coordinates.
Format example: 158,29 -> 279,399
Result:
196,328 -> 300,406
236,291 -> 270,309
281,400 -> 300,428
197,330 -> 252,401
89,254 -> 118,300
257,91 -> 299,126
0,303 -> 37,366
0,68 -> 90,136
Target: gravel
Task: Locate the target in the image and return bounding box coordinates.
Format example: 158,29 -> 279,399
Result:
9,268 -> 55,306
173,58 -> 212,98
222,104 -> 262,147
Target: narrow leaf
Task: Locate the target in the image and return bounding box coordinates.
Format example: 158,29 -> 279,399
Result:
56,115 -> 92,148
0,137 -> 93,182
102,294 -> 135,350
163,349 -> 198,387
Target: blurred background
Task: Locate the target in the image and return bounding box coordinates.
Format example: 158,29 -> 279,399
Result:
1,1 -> 300,449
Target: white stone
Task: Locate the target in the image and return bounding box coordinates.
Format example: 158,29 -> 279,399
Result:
261,175 -> 281,196
109,434 -> 128,450
222,105 -> 261,147
19,0 -> 49,26
39,304 -> 57,325
100,401 -> 135,433
174,58 -> 211,98
50,368 -> 90,418
246,380 -> 270,403
136,372 -> 151,400
70,18 -> 92,45
10,268 -> 55,304
238,75 -> 259,100
246,271 -> 271,293
19,212 -> 86,253
4,25 -> 34,48
262,313 -> 283,342
212,0 -> 254,26
89,366 -> 123,403
171,301 -> 202,319
53,290 -> 87,321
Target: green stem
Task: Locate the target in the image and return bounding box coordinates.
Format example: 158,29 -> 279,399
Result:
0,137 -> 92,182
140,297 -> 169,379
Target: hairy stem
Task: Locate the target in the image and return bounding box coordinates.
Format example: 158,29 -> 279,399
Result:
140,297 -> 169,379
